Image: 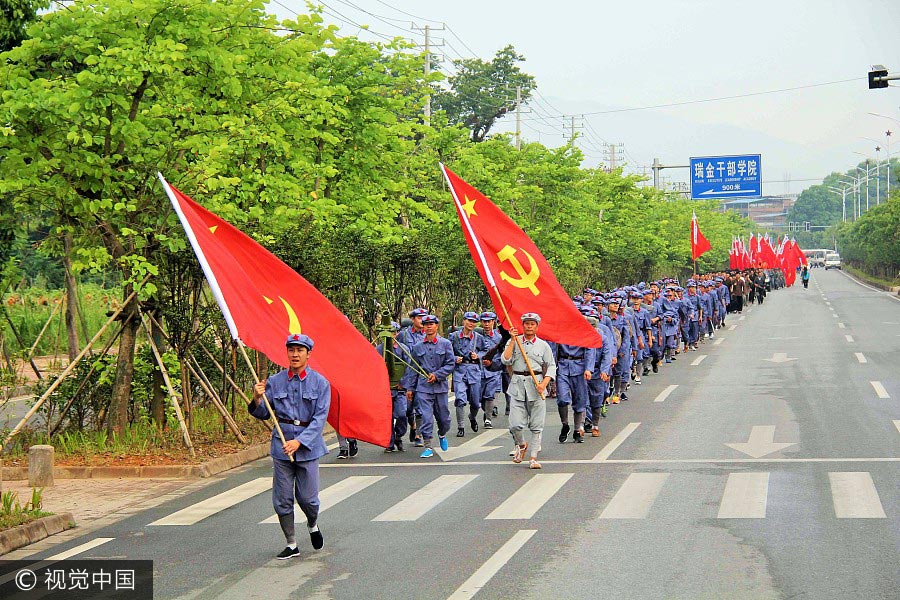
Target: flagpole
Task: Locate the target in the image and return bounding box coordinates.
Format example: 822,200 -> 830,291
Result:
440,163 -> 546,399
237,342 -> 295,463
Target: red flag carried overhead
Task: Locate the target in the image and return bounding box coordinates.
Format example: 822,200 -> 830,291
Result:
690,211 -> 712,261
441,164 -> 602,348
759,233 -> 778,269
158,174 -> 391,447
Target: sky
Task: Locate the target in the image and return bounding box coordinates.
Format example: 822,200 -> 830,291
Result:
269,0 -> 900,197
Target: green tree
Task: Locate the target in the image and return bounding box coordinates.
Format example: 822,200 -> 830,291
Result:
0,0 -> 48,52
434,45 -> 536,142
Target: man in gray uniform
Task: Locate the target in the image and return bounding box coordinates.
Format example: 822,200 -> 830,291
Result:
501,312 -> 556,469
250,333 -> 330,559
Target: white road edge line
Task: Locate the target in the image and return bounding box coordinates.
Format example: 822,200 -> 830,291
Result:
654,385 -> 678,403
593,422 -> 641,461
446,530 -> 537,600
870,381 -> 890,399
691,355 -> 707,366
838,269 -> 900,302
47,537 -> 115,561
855,353 -> 867,364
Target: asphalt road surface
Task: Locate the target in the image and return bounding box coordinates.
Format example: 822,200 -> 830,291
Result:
9,269 -> 900,599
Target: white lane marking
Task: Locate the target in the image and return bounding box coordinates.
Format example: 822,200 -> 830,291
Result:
739,316 -> 746,321
327,442 -> 339,451
653,385 -> 679,403
825,302 -> 831,306
446,530 -> 536,600
718,473 -> 769,519
893,420 -> 900,434
321,457 -> 900,468
592,422 -> 641,461
829,472 -> 886,518
373,474 -> 478,521
713,338 -> 724,346
728,325 -> 737,331
599,473 -> 669,519
832,314 -> 838,318
845,335 -> 854,343
260,475 -> 386,524
870,381 -> 890,399
47,538 -> 115,560
437,429 -> 507,461
150,478 -> 270,526
486,474 -> 573,520
691,354 -> 707,366
838,322 -> 845,329
855,353 -> 867,364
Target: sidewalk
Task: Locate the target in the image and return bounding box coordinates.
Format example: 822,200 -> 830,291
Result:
0,463 -> 261,559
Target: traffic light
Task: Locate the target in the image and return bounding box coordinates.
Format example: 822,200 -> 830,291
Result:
869,65 -> 889,89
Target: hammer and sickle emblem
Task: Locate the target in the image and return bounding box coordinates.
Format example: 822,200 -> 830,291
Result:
264,295 -> 303,334
497,245 -> 541,296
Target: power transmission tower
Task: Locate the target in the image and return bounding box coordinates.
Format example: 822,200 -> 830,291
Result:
602,143 -> 625,172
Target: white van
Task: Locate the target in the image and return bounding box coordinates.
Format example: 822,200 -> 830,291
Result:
824,253 -> 842,270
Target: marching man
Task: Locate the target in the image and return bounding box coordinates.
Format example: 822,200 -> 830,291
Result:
502,312 -> 556,469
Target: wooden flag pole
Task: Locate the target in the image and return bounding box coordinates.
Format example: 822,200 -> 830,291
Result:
237,343 -> 294,462
1,274 -> 151,453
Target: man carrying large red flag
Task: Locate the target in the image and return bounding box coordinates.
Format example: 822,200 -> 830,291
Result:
691,211 -> 712,264
159,173 -> 393,555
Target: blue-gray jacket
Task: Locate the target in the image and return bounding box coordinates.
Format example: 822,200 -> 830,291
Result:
249,367 -> 331,462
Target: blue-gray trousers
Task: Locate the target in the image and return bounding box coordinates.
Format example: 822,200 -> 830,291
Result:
272,457 -> 320,525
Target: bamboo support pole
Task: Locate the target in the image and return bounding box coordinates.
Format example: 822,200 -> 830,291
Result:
140,318 -> 195,458
1,275 -> 151,453
25,292 -> 64,365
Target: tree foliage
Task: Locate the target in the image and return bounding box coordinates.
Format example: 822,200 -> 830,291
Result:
833,192 -> 899,281
0,0 -> 48,52
434,45 -> 536,142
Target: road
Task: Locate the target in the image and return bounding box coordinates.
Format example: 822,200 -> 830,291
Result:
7,269 -> 899,599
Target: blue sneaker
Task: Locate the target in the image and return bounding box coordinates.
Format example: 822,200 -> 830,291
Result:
419,448 -> 434,458
439,436 -> 449,451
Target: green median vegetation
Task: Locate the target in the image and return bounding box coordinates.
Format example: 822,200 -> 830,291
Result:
0,488 -> 51,532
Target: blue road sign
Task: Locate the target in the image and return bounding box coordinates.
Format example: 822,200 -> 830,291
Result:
690,154 -> 761,199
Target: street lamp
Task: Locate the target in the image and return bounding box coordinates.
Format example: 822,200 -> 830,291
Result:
867,113 -> 897,197
853,153 -> 873,214
861,137 -> 884,205
838,174 -> 861,220
826,186 -> 851,222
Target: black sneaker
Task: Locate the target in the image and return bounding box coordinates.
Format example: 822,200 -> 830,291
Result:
652,363 -> 658,373
384,445 -> 395,453
492,406 -> 499,417
620,393 -> 628,401
469,416 -> 479,433
559,423 -> 570,443
348,440 -> 358,457
337,449 -> 349,459
573,431 -> 583,443
309,527 -> 324,550
395,438 -> 404,452
276,546 -> 300,560
483,419 -> 493,429
456,427 -> 465,437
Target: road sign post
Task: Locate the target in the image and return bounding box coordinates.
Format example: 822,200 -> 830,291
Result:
690,154 -> 762,200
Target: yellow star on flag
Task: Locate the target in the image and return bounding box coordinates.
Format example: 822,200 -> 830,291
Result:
461,195 -> 477,218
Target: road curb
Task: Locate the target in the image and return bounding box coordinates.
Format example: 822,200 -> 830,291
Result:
0,512 -> 75,556
1,443 -> 271,481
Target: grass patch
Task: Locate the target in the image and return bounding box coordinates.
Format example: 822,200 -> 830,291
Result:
0,511 -> 54,532
0,488 -> 52,532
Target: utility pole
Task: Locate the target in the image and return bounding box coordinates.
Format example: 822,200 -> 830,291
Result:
602,143 -> 625,172
515,86 -> 522,151
570,116 -> 576,142
412,23 -> 444,126
887,130 -> 892,198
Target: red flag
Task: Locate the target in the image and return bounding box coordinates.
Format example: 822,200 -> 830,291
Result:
441,164 -> 602,348
159,174 -> 391,447
690,211 -> 712,260
728,237 -> 737,270
759,234 -> 777,269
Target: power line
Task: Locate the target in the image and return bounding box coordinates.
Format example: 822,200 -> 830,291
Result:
372,0 -> 444,23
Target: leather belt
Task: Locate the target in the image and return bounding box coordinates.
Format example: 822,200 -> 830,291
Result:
558,354 -> 584,361
460,358 -> 481,364
513,370 -> 536,376
277,417 -> 310,427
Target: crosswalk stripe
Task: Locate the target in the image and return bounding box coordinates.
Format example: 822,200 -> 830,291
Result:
691,354 -> 707,366
150,478 -> 270,526
653,385 -> 678,403
485,474 -> 573,520
593,422 -> 641,461
47,538 -> 115,560
260,475 -> 386,524
372,474 -> 478,521
870,381 -> 889,399
829,472 -> 886,518
855,353 -> 867,363
599,473 -> 669,519
446,530 -> 536,600
717,473 -> 769,518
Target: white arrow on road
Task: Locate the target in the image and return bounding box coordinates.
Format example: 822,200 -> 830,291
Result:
763,352 -> 797,363
725,426 -> 796,458
437,428 -> 507,461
